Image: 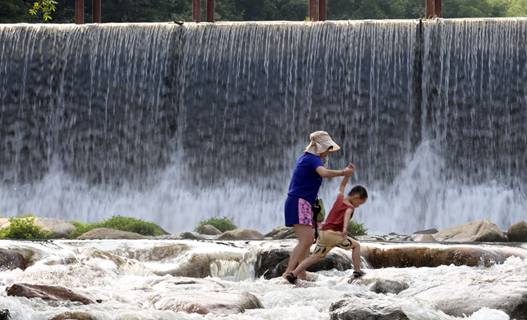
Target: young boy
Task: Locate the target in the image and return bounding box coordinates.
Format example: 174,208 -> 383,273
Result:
284,174 -> 368,284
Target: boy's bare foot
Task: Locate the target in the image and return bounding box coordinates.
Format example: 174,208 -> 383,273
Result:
297,270 -> 307,280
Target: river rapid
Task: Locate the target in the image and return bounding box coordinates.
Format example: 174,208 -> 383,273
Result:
0,239 -> 526,320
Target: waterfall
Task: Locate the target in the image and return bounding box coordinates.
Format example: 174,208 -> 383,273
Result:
0,19 -> 526,234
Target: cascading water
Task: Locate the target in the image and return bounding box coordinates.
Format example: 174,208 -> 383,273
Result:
0,19 -> 526,235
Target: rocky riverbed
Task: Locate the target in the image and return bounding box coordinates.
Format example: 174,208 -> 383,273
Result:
0,218 -> 526,320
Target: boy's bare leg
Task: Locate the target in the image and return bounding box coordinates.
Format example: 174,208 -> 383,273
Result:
351,243 -> 364,273
283,224 -> 314,280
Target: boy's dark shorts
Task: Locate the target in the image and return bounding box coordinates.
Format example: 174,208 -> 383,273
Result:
311,230 -> 358,258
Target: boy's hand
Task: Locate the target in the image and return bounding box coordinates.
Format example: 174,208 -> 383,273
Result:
340,230 -> 347,238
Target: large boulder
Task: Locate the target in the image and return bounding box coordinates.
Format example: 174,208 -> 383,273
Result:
200,225 -> 222,235
7,283 -> 96,304
32,217 -> 76,239
265,226 -> 297,239
361,242 -> 526,268
507,221 -> 527,242
217,229 -> 264,240
329,292 -> 410,320
0,217 -> 75,239
434,218 -> 507,242
398,280 -> 527,318
149,290 -> 263,315
76,228 -> 146,239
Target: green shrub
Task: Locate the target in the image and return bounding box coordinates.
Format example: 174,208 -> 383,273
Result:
194,216 -> 238,233
348,221 -> 368,236
68,215 -> 164,239
68,220 -> 92,239
0,216 -> 52,239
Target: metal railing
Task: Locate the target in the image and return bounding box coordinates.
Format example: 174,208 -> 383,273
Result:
74,0 -> 441,25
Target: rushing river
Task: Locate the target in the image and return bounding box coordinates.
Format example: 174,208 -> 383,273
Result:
0,239 -> 526,320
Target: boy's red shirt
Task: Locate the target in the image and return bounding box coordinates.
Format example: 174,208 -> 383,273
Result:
320,197 -> 355,232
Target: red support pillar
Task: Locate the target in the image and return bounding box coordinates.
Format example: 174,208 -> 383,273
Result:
319,0 -> 326,21
309,0 -> 317,21
92,0 -> 101,23
426,0 -> 441,18
435,0 -> 442,18
206,0 -> 214,22
75,0 -> 84,24
193,0 -> 201,23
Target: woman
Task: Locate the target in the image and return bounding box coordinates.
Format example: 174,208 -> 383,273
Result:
283,131 -> 354,281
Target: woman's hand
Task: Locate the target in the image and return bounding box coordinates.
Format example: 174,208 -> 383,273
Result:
343,163 -> 355,177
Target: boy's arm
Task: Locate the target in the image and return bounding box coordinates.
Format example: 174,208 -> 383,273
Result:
336,175 -> 350,198
340,208 -> 354,238
336,163 -> 354,198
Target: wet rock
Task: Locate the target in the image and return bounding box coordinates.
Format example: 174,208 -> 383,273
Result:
254,246 -> 291,279
370,279 -> 409,294
413,228 -> 439,235
329,291 -> 410,320
115,244 -> 190,261
255,246 -> 352,279
275,227 -> 297,239
508,221 -> 527,242
200,225 -> 222,235
7,283 -> 95,304
264,226 -> 283,237
361,244 -> 523,268
77,228 -> 146,239
410,234 -> 436,242
154,253 -> 211,278
48,311 -> 98,320
0,249 -> 27,270
0,309 -> 9,320
150,290 -> 263,315
217,228 -> 264,240
434,218 -> 507,242
398,280 -> 527,318
265,226 -> 297,239
356,234 -> 411,241
154,224 -> 171,235
308,250 -> 352,274
168,232 -> 204,240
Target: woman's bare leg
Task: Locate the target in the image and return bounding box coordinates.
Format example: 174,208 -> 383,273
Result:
283,224 -> 314,280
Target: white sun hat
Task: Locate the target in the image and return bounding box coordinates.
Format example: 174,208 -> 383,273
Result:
304,131 -> 341,155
